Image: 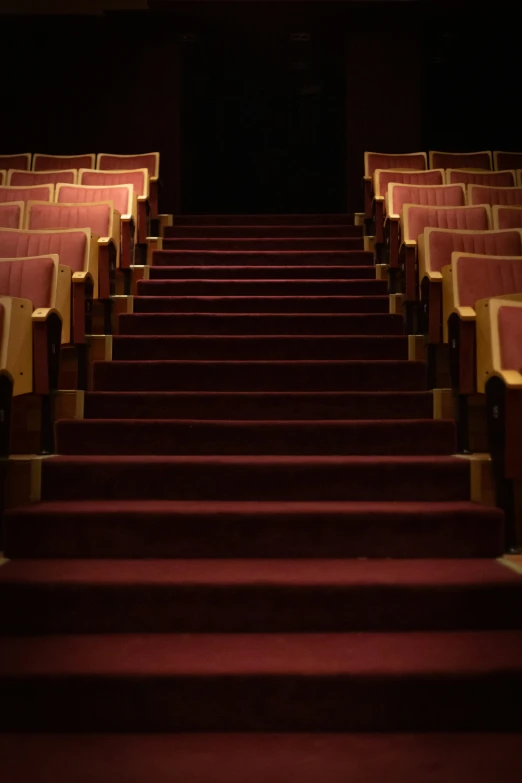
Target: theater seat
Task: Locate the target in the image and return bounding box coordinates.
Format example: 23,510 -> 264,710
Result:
385,183 -> 466,270
0,184 -> 54,206
79,168 -> 149,244
517,171 -> 522,187
476,295 -> 522,485
56,183 -> 135,273
372,168 -> 444,246
492,206 -> 522,230
429,151 -> 492,170
0,171 -> 5,186
25,201 -> 121,300
0,227 -> 98,344
8,169 -> 77,187
363,151 -> 427,221
493,151 -> 522,171
419,228 -> 522,345
0,153 -> 31,171
33,153 -> 95,172
443,252 -> 522,398
446,170 -> 516,188
0,254 -> 68,454
97,152 -> 159,218
0,203 -> 24,230
468,185 -> 522,208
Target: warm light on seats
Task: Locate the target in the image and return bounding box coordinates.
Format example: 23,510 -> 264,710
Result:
0,203 -> 24,230
429,150 -> 493,170
468,185 -> 522,208
33,153 -> 95,172
8,169 -> 77,187
0,184 -> 54,206
97,153 -> 159,218
372,168 -> 444,246
446,170 -> 516,188
492,206 -> 522,230
363,151 -> 427,221
79,168 -> 149,244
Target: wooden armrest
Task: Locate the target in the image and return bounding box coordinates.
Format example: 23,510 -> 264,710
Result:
31,307 -> 62,395
71,272 -> 94,344
137,196 -> 150,245
97,237 -> 118,299
120,216 -> 136,269
32,306 -> 62,323
402,239 -> 417,248
453,306 -> 476,321
427,271 -> 443,282
0,296 -> 33,398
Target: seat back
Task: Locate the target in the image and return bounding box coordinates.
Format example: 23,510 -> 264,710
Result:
493,152 -> 522,171
8,169 -> 77,187
79,168 -> 149,198
26,202 -> 113,238
96,152 -> 159,180
33,153 -> 95,172
0,154 -> 31,171
420,228 -> 522,282
492,206 -> 522,231
0,171 -> 5,186
450,253 -> 522,313
518,171 -> 522,187
0,203 -> 24,230
373,169 -> 444,199
429,151 -> 492,170
446,169 -> 515,187
0,185 -> 54,205
364,151 -> 427,178
386,183 -> 465,218
468,185 -> 522,207
402,204 -> 490,243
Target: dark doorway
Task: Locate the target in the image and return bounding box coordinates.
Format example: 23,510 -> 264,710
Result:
180,19 -> 347,215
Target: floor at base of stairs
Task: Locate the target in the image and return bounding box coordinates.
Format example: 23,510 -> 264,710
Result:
0,733 -> 520,782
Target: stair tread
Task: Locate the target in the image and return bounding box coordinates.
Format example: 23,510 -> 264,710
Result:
1,631 -> 522,675
0,558 -> 518,586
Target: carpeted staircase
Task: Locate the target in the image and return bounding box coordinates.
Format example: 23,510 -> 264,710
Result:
1,215 -> 521,780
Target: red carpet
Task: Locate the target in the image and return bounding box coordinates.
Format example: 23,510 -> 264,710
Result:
1,215 -> 521,772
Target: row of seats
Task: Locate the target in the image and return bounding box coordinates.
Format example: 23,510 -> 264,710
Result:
362,149 -> 522,510
0,152 -> 160,217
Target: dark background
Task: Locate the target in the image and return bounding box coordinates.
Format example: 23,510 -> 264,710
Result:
0,1 -> 520,215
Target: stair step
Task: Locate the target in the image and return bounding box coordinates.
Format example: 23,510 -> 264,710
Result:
118,312 -> 404,336
0,631 -> 521,730
148,265 -> 376,279
92,359 -> 426,392
162,237 -> 364,251
152,249 -> 372,266
111,335 -> 408,361
136,279 -> 387,296
55,419 -> 456,457
0,732 -> 518,783
164,225 -> 362,238
169,213 -> 355,225
133,295 -> 389,314
0,559 -> 519,633
84,391 -> 434,420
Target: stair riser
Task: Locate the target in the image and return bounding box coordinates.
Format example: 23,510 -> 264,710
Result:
149,266 -> 377,280
136,281 -> 387,297
92,362 -> 426,392
111,337 -> 408,362
162,239 -> 364,251
172,214 -> 355,226
117,314 -> 404,336
55,421 -> 456,457
152,250 -> 372,266
84,392 -> 433,421
0,677 -> 520,731
2,585 -> 518,634
164,227 -> 362,238
133,297 -> 390,314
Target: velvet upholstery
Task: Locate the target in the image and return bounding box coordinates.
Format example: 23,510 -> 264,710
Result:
427,229 -> 522,275
0,229 -> 87,274
0,255 -> 55,308
28,203 -> 111,237
405,206 -> 489,242
447,170 -> 515,187
9,170 -> 76,186
430,151 -> 492,170
375,169 -> 443,199
0,185 -> 53,204
494,207 -> 522,230
0,154 -> 30,171
469,186 -> 522,207
365,152 -> 426,178
0,203 -> 23,230
498,305 -> 522,370
80,169 -> 147,197
33,154 -> 95,172
57,184 -> 131,216
389,184 -> 465,216
494,152 -> 522,171
455,255 -> 522,308
97,153 -> 159,179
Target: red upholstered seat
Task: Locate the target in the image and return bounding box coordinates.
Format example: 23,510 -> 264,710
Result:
498,305 -> 522,370
468,186 -> 522,207
403,205 -> 490,243
493,207 -> 522,230
96,152 -> 159,180
494,151 -> 522,171
0,154 -> 31,171
447,170 -> 515,187
423,228 -> 522,277
56,183 -> 131,217
454,255 -> 522,309
0,255 -> 55,309
0,185 -> 53,205
429,151 -> 492,170
0,228 -> 88,274
80,168 -> 148,198
27,203 -> 112,238
0,203 -> 23,230
364,152 -> 427,178
388,184 -> 465,216
9,170 -> 76,187
374,169 -> 444,200
33,154 -> 95,172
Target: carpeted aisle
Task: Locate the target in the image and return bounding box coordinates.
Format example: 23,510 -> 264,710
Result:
1,216 -> 521,779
